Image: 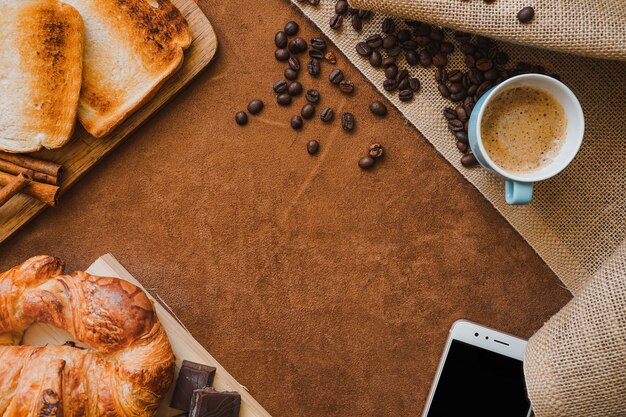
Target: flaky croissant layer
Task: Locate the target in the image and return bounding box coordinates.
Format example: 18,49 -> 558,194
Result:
0,256 -> 176,416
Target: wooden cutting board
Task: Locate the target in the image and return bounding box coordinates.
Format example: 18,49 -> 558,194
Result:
24,254 -> 272,417
0,0 -> 217,244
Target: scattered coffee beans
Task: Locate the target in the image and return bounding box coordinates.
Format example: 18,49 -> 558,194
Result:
284,68 -> 298,81
301,103 -> 315,119
275,49 -> 289,61
329,14 -> 343,30
339,80 -> 355,94
311,37 -> 327,51
235,111 -> 248,126
307,139 -> 320,155
307,58 -> 321,76
288,37 -> 307,54
370,100 -> 388,116
288,81 -> 303,96
461,153 -> 478,167
284,21 -> 299,36
277,93 -> 292,106
291,115 -> 304,130
288,56 -> 301,71
329,68 -> 344,84
325,51 -> 337,64
306,89 -> 320,103
399,89 -> 414,102
368,143 -> 384,158
320,107 -> 334,123
341,112 -> 355,131
517,7 -> 535,23
358,155 -> 375,170
309,49 -> 324,59
335,0 -> 349,15
247,99 -> 264,115
273,79 -> 288,94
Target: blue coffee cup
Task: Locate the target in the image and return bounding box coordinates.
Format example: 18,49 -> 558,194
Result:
468,74 -> 584,205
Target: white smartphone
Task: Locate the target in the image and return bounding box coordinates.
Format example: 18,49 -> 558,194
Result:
421,320 -> 532,417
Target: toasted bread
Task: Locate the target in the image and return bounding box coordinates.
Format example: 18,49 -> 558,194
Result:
63,0 -> 192,138
0,0 -> 84,153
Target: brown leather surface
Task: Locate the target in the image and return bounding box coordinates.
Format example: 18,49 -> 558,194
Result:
0,1 -> 571,416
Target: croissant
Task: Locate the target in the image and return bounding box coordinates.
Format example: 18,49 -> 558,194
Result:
0,256 -> 176,416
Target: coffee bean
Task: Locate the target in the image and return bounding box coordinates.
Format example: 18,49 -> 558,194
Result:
275,49 -> 290,61
415,35 -> 430,47
386,45 -> 402,57
397,29 -> 411,42
463,97 -> 475,115
432,53 -> 448,68
456,141 -> 469,153
409,77 -> 421,92
440,42 -> 455,54
398,78 -> 410,91
306,89 -> 320,103
438,83 -> 450,98
468,68 -> 483,85
443,108 -> 457,120
342,112 -> 355,131
288,37 -> 307,54
358,155 -> 375,169
370,100 -> 388,116
406,50 -> 419,66
461,153 -> 478,167
308,0 -> 320,5
382,56 -> 396,67
307,140 -> 320,155
301,103 -> 315,119
357,9 -> 372,19
496,51 -> 510,65
335,0 -> 349,14
368,143 -> 385,158
366,34 -> 383,49
429,29 -> 444,42
426,41 -> 440,55
476,80 -> 493,98
385,64 -> 398,79
273,79 -> 288,94
448,70 -> 463,83
399,89 -> 414,102
330,14 -> 343,29
455,105 -> 467,121
284,68 -> 298,81
475,58 -> 493,71
419,50 -> 432,67
454,31 -> 472,43
277,93 -> 292,106
483,68 -> 499,81
395,69 -> 409,83
275,31 -> 288,49
339,80 -> 355,94
311,37 -> 327,51
356,42 -> 372,56
309,49 -> 324,60
284,21 -> 299,36
307,58 -> 321,76
247,99 -> 264,115
448,119 -> 464,132
455,131 -> 469,144
449,83 -> 463,94
465,55 -> 476,68
383,78 -> 398,91
402,40 -> 418,50
517,6 -> 535,23
382,18 -> 396,34
383,35 -> 397,49
435,68 -> 447,83
351,14 -> 363,31
324,51 -> 337,64
288,81 -> 303,96
462,73 -> 471,89
369,51 -> 382,67
329,68 -> 344,84
450,90 -> 467,102
320,107 -> 334,123
288,56 -> 301,71
291,115 -> 304,130
460,43 -> 475,55
235,111 -> 248,126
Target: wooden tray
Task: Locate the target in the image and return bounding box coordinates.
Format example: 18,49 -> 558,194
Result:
0,0 -> 217,244
23,254 -> 272,417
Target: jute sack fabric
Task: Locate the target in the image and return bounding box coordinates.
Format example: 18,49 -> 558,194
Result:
349,0 -> 626,61
291,1 -> 626,416
524,240 -> 626,417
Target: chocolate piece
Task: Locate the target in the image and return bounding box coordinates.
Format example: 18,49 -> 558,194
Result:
190,388 -> 241,417
170,361 -> 217,411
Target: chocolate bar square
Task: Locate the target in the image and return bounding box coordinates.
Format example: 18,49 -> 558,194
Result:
190,388 -> 241,417
170,360 -> 217,411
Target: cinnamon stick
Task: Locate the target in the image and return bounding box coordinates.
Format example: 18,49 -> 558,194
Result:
0,151 -> 63,177
0,158 -> 58,185
0,171 -> 58,206
0,172 -> 32,207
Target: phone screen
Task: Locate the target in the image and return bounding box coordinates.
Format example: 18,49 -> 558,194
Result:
426,340 -> 530,417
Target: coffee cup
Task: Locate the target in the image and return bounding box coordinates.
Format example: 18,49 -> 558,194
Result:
468,74 -> 584,205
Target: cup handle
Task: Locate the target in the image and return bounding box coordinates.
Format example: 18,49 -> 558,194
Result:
505,180 -> 533,205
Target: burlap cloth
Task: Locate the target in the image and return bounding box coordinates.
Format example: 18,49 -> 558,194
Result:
291,1 -> 626,416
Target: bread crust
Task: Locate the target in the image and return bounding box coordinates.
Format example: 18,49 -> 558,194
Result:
0,256 -> 176,417
0,0 -> 84,153
66,0 -> 193,137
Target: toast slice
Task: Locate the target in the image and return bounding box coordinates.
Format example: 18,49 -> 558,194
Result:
64,0 -> 193,138
0,0 -> 84,153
